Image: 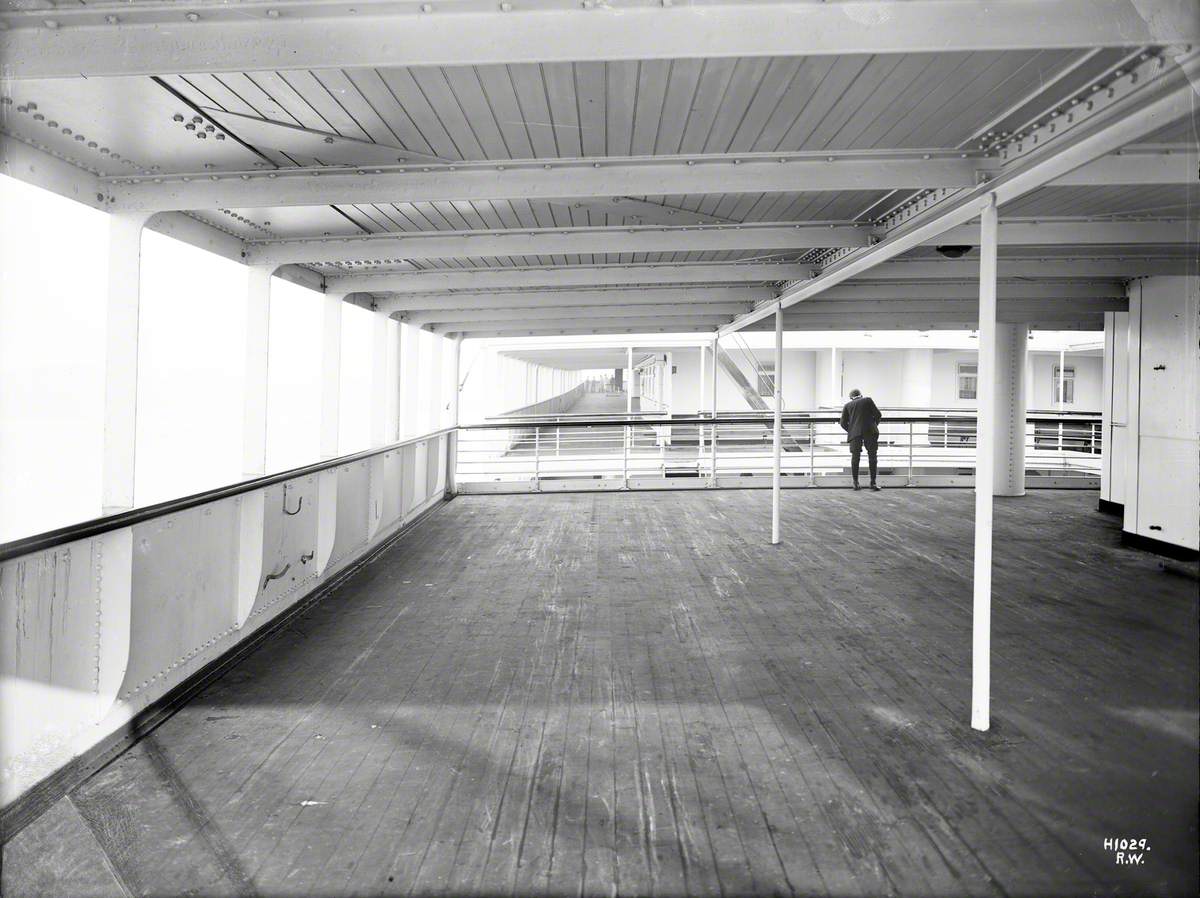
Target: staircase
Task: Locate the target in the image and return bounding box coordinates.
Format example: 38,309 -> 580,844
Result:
714,344 -> 807,452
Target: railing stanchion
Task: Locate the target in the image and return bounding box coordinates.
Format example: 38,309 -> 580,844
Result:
907,420 -> 915,486
809,422 -> 816,485
622,421 -> 629,488
533,426 -> 540,490
709,421 -> 718,487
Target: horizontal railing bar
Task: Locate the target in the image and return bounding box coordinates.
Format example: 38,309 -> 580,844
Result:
494,406 -> 1101,420
461,413 -> 1100,430
0,427 -> 456,564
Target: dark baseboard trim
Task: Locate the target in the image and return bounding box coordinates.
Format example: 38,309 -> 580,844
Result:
1121,530 -> 1200,562
0,496 -> 452,845
1097,498 -> 1124,516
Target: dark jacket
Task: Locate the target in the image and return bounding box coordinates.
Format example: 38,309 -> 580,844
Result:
839,396 -> 882,440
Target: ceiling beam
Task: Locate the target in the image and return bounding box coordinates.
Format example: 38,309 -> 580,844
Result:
5,1 -> 1194,80
459,326 -> 728,339
459,318 -> 1103,338
412,296 -> 1124,329
722,51 -> 1200,335
248,219 -> 1189,267
99,147 -> 1194,213
1051,147 -> 1199,185
1,135 -> 254,266
402,302 -> 754,327
326,253 -> 1194,294
377,287 -> 773,314
430,314 -> 731,335
450,310 -> 1110,338
748,312 -> 1110,330
376,281 -> 1121,316
247,224 -> 870,265
332,263 -> 810,294
103,152 -> 983,213
782,298 -> 1126,316
811,281 -> 1126,300
853,257 -> 1195,279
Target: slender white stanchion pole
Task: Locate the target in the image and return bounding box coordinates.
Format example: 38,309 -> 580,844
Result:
973,193 -> 999,732
699,343 -> 709,463
243,265 -> 273,478
102,211 -> 151,514
772,307 -> 783,544
710,337 -> 719,479
319,294 -> 343,460
448,333 -> 463,495
626,345 -> 634,415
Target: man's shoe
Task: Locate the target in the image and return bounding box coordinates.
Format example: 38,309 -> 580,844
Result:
871,483 -> 882,491
853,482 -> 861,491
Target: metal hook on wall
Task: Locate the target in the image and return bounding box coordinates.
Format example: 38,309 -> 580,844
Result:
283,484 -> 304,516
262,562 -> 291,589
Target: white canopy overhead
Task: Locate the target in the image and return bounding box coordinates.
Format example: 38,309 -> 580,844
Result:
1,0 -> 1196,335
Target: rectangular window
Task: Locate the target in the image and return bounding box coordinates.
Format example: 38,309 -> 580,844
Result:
757,362 -> 776,397
1053,365 -> 1075,404
957,363 -> 978,400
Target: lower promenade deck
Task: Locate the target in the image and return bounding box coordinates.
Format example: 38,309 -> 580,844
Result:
5,490 -> 1197,897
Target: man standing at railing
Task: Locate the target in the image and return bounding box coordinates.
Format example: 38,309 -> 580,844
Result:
840,388 -> 883,492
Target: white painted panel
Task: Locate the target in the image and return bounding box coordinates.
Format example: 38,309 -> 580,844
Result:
412,441 -> 429,512
1138,277 -> 1198,440
0,537 -> 105,804
430,435 -> 447,497
1106,426 -> 1128,506
1111,312 -> 1130,425
329,461 -> 370,572
254,477 -> 319,620
381,449 -> 404,529
1135,436 -> 1200,550
123,499 -> 240,699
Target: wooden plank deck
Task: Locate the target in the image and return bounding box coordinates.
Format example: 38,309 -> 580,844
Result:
5,490 -> 1197,897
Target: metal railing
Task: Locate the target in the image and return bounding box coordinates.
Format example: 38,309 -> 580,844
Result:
0,407 -> 1101,818
0,426 -> 455,819
455,410 -> 1102,493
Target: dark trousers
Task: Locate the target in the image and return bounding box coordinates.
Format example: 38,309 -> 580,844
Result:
849,434 -> 879,485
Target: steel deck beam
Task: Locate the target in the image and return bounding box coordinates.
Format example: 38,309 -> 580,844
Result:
3,1 -> 1195,80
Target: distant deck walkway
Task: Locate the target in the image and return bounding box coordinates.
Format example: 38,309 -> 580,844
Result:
562,391 -> 636,416
5,491 -> 1197,897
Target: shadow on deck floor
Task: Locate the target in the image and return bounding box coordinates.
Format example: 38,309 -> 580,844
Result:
5,489 -> 1198,897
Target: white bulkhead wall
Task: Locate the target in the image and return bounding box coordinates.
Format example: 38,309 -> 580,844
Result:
1117,276 -> 1199,551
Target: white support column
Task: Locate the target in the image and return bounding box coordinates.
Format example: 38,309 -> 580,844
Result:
320,293 -> 343,459
626,345 -> 634,414
387,319 -> 401,443
102,211 -> 152,513
710,337 -> 719,480
367,311 -> 390,538
448,333 -> 463,495
238,265 -> 272,614
710,338 -> 718,418
243,265 -> 273,477
771,307 -> 783,545
449,334 -> 463,427
316,293 -> 343,575
972,194 -> 998,732
424,332 -> 443,434
370,312 -> 390,448
399,322 -> 421,439
994,322 -> 1028,496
